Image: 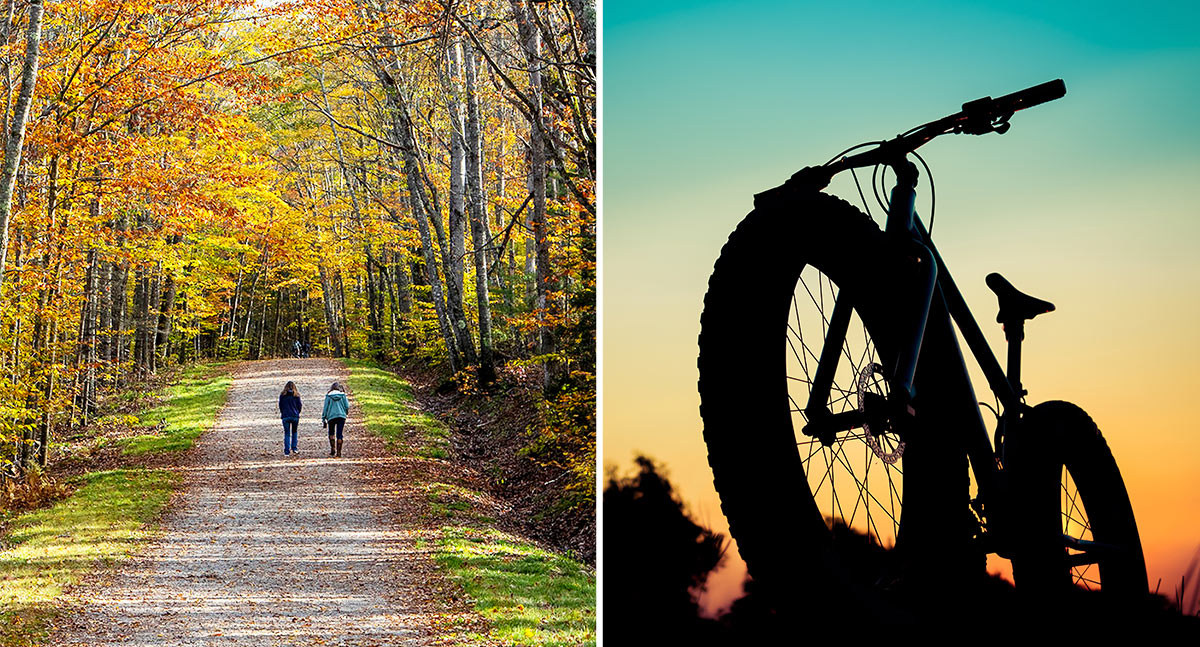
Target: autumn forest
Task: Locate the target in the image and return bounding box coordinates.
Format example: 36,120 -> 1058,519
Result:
0,0 -> 595,491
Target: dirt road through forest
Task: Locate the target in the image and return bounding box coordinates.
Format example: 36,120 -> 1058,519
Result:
52,359 -> 432,646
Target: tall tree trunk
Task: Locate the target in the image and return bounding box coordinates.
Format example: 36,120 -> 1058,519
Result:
271,288 -> 283,357
510,0 -> 557,389
445,39 -> 477,367
394,250 -> 412,314
355,0 -> 461,371
0,0 -> 42,293
156,261 -> 177,365
463,40 -> 496,385
111,213 -> 130,379
317,69 -> 385,358
226,254 -> 245,342
317,262 -> 342,356
148,264 -> 161,372
568,0 -> 596,65
74,247 -> 98,425
337,272 -> 350,357
253,298 -> 267,360
132,266 -> 148,373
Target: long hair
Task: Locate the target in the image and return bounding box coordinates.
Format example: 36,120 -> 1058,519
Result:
328,382 -> 343,394
281,381 -> 298,397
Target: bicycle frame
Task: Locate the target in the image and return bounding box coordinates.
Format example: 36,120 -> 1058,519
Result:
802,158 -> 1029,550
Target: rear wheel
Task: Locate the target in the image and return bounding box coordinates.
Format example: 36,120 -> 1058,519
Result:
1006,401 -> 1147,595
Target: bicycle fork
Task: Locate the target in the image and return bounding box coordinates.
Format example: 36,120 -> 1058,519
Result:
801,160 -> 937,445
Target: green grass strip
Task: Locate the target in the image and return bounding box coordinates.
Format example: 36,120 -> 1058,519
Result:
436,527 -> 596,646
123,362 -> 233,455
0,469 -> 177,646
343,359 -> 596,646
0,361 -> 233,647
343,359 -> 450,459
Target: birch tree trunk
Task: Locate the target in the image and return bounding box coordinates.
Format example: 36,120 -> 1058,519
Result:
360,26 -> 461,370
445,38 -> 477,367
0,0 -> 41,292
510,0 -> 557,389
568,0 -> 595,65
463,40 -> 496,385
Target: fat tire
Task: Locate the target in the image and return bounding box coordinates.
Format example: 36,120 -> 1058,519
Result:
698,187 -> 976,616
1006,400 -> 1148,596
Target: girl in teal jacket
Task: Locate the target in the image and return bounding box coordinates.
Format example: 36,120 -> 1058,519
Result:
322,382 -> 351,457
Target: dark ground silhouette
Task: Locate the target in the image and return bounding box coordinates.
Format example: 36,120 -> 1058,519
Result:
604,455 -> 1199,640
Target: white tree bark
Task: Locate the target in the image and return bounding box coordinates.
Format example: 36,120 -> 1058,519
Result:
0,0 -> 43,293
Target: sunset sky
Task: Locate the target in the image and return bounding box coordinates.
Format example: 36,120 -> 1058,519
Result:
602,0 -> 1200,612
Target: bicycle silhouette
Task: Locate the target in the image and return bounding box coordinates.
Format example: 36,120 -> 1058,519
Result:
698,80 -> 1146,614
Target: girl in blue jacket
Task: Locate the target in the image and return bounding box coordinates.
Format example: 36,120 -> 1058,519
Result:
279,381 -> 302,455
322,382 -> 351,457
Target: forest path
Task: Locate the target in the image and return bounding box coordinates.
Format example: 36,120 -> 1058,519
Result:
52,359 -> 431,647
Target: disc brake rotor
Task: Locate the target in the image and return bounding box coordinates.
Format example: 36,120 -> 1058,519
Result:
858,362 -> 905,464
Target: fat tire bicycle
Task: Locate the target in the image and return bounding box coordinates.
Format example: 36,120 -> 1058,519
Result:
697,80 -> 1147,614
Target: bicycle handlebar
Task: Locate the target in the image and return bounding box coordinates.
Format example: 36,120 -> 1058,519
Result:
812,79 -> 1067,181
991,78 -> 1067,115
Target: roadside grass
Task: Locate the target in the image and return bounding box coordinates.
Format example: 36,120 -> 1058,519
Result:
344,359 -> 596,646
123,362 -> 233,455
342,359 -> 450,459
0,361 -> 233,647
436,527 -> 596,646
0,469 -> 176,646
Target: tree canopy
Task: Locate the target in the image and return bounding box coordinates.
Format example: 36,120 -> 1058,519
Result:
0,0 -> 596,503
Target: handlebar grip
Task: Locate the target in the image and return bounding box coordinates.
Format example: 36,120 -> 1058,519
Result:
993,79 -> 1066,113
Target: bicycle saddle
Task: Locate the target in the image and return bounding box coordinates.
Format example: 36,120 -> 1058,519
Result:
985,273 -> 1055,323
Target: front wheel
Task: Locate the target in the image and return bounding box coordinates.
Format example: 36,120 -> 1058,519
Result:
1006,401 -> 1148,596
698,188 -> 977,614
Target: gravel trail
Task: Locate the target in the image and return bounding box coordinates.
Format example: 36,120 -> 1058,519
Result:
52,359 -> 430,646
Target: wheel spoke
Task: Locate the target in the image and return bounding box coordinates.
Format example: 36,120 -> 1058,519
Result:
790,267 -> 904,554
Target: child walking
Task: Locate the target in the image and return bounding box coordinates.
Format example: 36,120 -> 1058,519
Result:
322,382 -> 350,457
279,381 -> 302,455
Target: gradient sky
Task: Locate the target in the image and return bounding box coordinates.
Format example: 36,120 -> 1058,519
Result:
603,0 -> 1200,612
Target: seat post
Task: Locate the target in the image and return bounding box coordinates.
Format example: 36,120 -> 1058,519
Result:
1004,320 -> 1025,396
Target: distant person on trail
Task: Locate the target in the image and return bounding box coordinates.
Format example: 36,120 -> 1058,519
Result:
279,381 -> 302,456
322,382 -> 350,458
293,340 -> 302,358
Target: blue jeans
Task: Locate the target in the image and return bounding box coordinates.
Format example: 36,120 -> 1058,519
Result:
282,418 -> 299,453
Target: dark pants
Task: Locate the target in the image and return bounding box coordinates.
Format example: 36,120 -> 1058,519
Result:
327,417 -> 346,440
282,418 -> 299,453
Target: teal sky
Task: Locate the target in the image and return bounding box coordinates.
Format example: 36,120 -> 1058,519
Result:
603,0 -> 1200,611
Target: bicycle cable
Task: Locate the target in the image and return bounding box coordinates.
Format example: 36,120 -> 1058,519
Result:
868,153 -> 937,236
872,163 -> 889,213
849,166 -> 873,219
828,141 -> 883,220
825,141 -> 935,233
912,149 -> 936,234
823,141 -> 883,167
